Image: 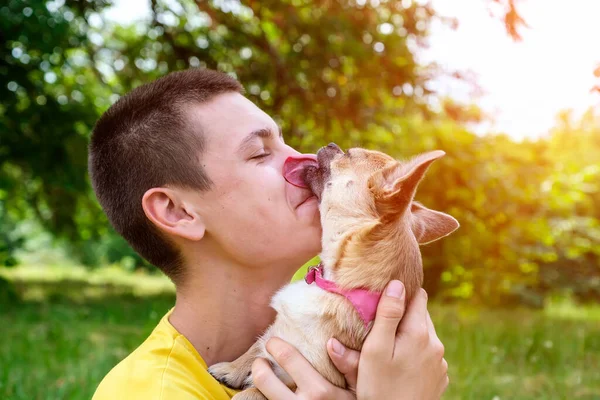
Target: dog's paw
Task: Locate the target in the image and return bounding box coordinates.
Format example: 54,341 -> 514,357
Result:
232,388 -> 267,400
208,362 -> 252,390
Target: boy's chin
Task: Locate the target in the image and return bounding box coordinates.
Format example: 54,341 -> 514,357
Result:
303,231 -> 323,257
289,233 -> 321,259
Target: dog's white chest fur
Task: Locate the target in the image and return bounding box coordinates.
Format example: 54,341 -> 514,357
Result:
271,280 -> 324,312
255,280 -> 344,387
270,280 -> 329,332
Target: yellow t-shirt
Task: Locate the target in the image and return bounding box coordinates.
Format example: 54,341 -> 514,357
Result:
92,309 -> 239,400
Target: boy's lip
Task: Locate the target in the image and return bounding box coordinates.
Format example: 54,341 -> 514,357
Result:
296,193 -> 317,209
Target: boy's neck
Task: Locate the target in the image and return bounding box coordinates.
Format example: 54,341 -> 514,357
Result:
168,258 -> 295,366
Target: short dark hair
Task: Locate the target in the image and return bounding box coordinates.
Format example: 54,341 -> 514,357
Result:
89,68 -> 243,280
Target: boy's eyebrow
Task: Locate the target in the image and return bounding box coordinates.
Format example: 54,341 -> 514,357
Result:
237,126 -> 283,154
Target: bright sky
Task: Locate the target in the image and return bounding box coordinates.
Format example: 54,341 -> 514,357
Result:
425,0 -> 600,140
105,0 -> 600,140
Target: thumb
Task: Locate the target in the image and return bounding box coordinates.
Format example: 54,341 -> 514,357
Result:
327,338 -> 360,391
368,280 -> 407,354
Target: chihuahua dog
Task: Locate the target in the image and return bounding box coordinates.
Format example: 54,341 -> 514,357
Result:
208,144 -> 459,399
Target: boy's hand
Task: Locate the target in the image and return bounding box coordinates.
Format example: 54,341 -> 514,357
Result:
252,337 -> 356,399
328,281 -> 449,399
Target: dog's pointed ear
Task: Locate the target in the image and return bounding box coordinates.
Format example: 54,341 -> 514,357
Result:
411,202 -> 459,244
372,150 -> 446,213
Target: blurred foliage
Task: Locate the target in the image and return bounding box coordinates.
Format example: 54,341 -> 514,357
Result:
490,0 -> 528,41
413,111 -> 600,307
1,0 -> 599,307
0,275 -> 19,304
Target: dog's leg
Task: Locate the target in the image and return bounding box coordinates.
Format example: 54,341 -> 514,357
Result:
231,388 -> 267,400
208,341 -> 262,390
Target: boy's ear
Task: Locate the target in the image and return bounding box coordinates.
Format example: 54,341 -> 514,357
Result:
142,187 -> 206,242
372,150 -> 446,214
411,202 -> 459,244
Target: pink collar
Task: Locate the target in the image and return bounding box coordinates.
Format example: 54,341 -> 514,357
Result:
305,265 -> 382,326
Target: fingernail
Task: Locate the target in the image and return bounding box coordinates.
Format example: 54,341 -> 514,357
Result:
331,338 -> 345,356
386,280 -> 405,299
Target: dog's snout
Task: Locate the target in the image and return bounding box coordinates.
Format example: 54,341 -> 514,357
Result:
326,143 -> 343,153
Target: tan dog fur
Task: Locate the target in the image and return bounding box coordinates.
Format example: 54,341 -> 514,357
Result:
208,147 -> 459,400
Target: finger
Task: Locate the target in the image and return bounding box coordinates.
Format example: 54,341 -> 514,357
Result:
327,338 -> 360,390
398,288 -> 429,337
426,310 -> 439,340
366,280 -> 406,356
441,366 -> 450,395
265,337 -> 326,390
251,358 -> 294,400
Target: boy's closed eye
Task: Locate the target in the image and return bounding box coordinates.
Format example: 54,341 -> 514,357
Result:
250,151 -> 271,161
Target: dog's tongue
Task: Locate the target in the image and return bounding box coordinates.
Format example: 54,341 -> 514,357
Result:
283,155 -> 318,188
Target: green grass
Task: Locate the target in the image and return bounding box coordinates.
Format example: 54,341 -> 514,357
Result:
434,305 -> 600,399
1,266 -> 600,400
1,293 -> 174,400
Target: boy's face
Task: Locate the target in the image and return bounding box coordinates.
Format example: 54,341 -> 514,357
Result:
183,92 -> 321,269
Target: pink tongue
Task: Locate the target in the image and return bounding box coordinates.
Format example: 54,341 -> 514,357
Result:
283,155 -> 318,188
